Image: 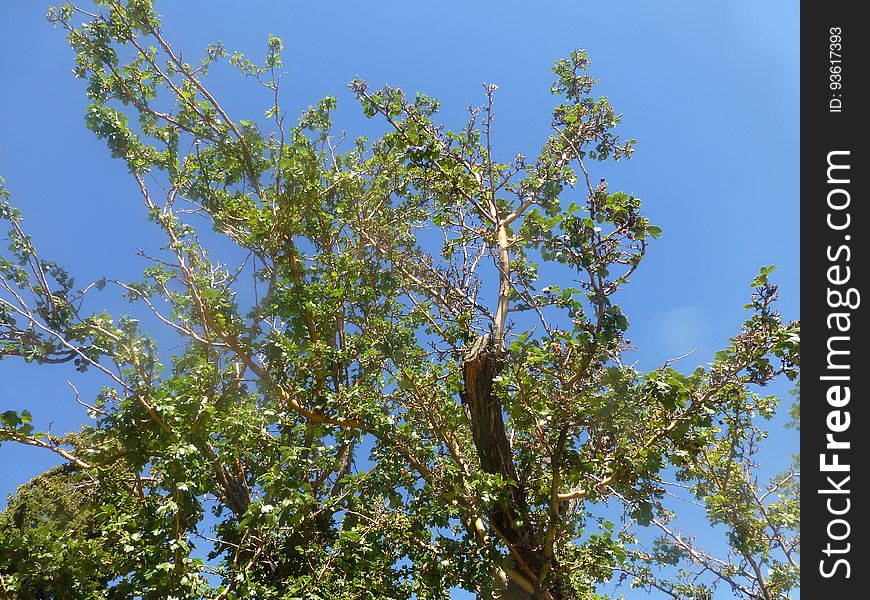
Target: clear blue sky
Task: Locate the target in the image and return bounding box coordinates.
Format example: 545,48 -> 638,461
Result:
0,1 -> 798,596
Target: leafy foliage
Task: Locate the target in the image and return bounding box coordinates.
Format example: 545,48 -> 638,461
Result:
1,2 -> 798,598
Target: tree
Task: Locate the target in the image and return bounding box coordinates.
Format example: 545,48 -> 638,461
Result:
1,2 -> 799,598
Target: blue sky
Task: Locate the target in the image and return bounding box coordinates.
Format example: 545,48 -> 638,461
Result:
0,1 -> 798,596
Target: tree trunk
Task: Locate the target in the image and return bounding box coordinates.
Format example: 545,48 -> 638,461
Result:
463,334 -> 542,600
501,579 -> 535,600
462,334 -> 516,485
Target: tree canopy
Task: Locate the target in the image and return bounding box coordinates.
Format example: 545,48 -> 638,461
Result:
1,2 -> 799,598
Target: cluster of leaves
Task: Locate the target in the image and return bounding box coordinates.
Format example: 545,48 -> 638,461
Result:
1,2 -> 798,599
